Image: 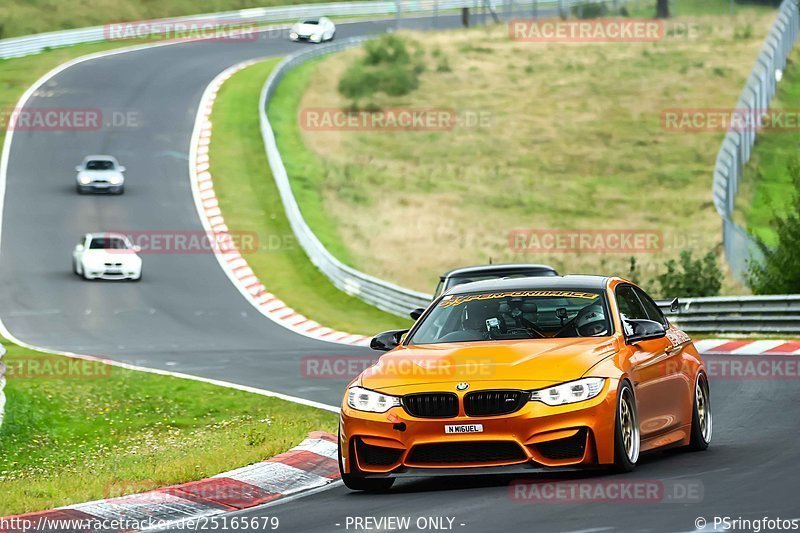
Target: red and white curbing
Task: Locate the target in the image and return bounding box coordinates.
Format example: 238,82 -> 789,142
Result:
694,339 -> 800,355
2,432 -> 339,532
189,61 -> 371,347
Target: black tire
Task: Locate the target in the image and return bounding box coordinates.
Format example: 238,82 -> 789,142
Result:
72,259 -> 79,275
338,433 -> 395,492
687,373 -> 712,451
76,185 -> 85,194
613,380 -> 639,473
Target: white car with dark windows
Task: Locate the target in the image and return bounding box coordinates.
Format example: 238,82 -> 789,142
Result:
289,17 -> 335,43
73,233 -> 142,281
75,155 -> 126,194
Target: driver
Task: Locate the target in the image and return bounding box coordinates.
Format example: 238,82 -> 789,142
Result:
576,304 -> 609,337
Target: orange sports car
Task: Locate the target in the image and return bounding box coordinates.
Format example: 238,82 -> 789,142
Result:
338,275 -> 712,491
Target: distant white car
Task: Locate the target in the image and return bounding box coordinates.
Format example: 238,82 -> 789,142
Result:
76,155 -> 125,194
73,233 -> 142,281
289,17 -> 335,43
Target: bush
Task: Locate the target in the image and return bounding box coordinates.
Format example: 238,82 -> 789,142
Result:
657,250 -> 723,298
338,34 -> 424,105
364,34 -> 411,65
747,157 -> 800,294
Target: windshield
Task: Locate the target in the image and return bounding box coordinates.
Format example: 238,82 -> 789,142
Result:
89,237 -> 127,250
409,289 -> 612,345
85,160 -> 115,171
302,20 -> 319,24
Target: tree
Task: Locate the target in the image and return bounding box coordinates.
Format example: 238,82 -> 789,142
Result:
747,157 -> 800,294
656,0 -> 670,18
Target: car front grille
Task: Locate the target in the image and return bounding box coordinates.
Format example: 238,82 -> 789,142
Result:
407,441 -> 527,466
356,439 -> 404,467
464,390 -> 527,416
402,393 -> 458,418
534,429 -> 588,460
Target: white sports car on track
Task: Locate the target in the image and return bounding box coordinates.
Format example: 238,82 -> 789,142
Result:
289,17 -> 335,43
73,233 -> 142,281
75,155 -> 126,194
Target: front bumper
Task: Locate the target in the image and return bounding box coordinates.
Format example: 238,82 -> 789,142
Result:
78,182 -> 123,194
340,381 -> 619,477
83,269 -> 139,280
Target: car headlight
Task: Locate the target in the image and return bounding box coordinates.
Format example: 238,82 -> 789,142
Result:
311,33 -> 321,40
530,378 -> 605,406
109,175 -> 122,185
290,31 -> 298,39
79,175 -> 91,185
347,386 -> 401,413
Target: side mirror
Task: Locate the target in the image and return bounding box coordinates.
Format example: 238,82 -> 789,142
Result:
75,244 -> 84,252
370,329 -> 408,352
132,245 -> 142,253
75,165 -> 82,172
410,307 -> 425,321
669,298 -> 680,313
118,166 -> 126,172
625,319 -> 666,344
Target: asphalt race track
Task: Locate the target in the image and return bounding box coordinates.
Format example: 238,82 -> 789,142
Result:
2,14 -> 800,533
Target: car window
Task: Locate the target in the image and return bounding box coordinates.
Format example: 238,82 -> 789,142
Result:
408,289 -> 612,344
634,287 -> 668,327
89,237 -> 127,250
85,160 -> 115,171
615,285 -> 648,322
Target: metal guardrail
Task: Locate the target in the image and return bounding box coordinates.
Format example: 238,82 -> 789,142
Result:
0,342 -> 6,429
658,295 -> 800,333
259,37 -> 434,316
0,0 -> 593,60
714,0 -> 800,282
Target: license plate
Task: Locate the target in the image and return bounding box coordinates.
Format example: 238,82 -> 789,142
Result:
445,424 -> 483,434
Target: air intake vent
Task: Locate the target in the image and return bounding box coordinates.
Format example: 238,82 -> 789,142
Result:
402,393 -> 458,418
464,390 -> 527,416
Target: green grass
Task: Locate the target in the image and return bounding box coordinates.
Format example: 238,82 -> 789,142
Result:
737,48 -> 800,248
269,12 -> 775,296
209,59 -> 411,335
0,339 -> 336,516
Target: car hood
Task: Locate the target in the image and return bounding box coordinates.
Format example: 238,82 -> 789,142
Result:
78,170 -> 122,181
82,250 -> 139,264
359,337 -> 620,393
293,23 -> 321,35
